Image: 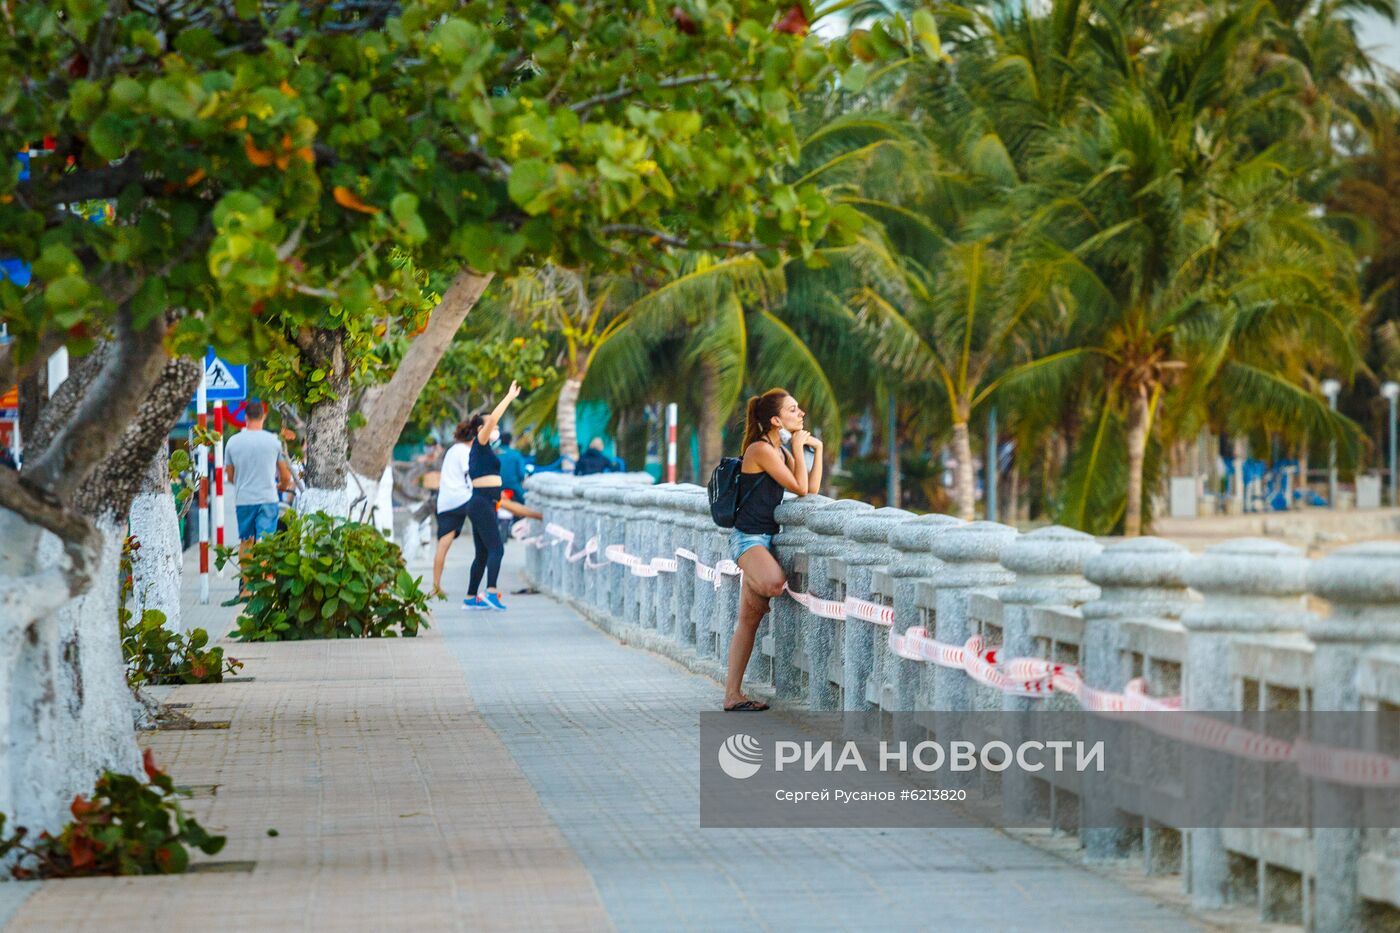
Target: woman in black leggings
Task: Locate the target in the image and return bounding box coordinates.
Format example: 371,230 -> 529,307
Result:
461,381 -> 526,612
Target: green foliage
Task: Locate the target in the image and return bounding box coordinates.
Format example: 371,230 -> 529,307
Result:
407,327 -> 557,430
121,609 -> 243,688
0,750 -> 225,878
216,511 -> 429,641
119,536 -> 239,686
0,1 -> 895,380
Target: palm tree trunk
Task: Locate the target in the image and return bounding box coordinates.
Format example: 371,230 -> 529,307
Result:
556,370 -> 584,462
697,364 -> 724,479
951,418 -> 975,521
348,270 -> 493,480
1124,392 -> 1151,536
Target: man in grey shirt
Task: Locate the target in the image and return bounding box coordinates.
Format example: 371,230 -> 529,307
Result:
225,401 -> 291,543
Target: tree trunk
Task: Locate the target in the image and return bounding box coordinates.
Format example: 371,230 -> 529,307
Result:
1124,392 -> 1151,537
348,269 -> 493,480
17,366 -> 46,461
557,371 -> 584,462
951,419 -> 975,521
300,328 -> 351,517
697,364 -> 724,479
128,443 -> 184,633
2,350 -> 199,834
1006,460 -> 1021,527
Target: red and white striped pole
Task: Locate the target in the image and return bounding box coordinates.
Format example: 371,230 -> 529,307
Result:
197,372 -> 209,604
665,402 -> 677,484
213,400 -> 226,559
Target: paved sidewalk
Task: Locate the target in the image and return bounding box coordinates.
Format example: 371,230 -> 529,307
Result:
7,541 -> 1200,932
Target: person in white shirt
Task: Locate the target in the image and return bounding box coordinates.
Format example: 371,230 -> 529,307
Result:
431,426 -> 474,598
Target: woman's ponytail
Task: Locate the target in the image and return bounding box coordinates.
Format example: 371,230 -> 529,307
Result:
741,387 -> 790,451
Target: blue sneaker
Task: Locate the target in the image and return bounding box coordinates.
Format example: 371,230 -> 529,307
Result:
484,592 -> 507,612
462,595 -> 490,611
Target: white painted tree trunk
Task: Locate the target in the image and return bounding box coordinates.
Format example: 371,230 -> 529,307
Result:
5,518 -> 139,834
128,445 -> 184,633
557,375 -> 583,462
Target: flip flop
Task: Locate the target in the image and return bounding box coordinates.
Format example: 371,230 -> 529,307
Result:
723,700 -> 770,712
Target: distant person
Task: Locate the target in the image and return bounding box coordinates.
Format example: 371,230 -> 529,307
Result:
431,425 -> 474,599
225,402 -> 294,594
496,431 -> 528,542
416,435 -> 444,469
455,384 -> 544,612
574,437 -> 613,476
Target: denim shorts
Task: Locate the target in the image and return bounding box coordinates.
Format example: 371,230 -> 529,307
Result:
729,530 -> 773,563
235,502 -> 280,541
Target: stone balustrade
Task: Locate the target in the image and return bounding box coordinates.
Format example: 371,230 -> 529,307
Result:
519,473 -> 1400,931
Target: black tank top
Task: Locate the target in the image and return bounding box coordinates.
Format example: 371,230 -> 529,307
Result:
467,441 -> 501,478
734,441 -> 789,535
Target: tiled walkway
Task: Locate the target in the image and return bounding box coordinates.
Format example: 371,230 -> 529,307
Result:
7,545 -> 1200,931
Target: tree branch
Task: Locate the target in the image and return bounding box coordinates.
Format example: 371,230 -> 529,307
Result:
0,466 -> 101,598
570,73 -> 760,114
597,224 -> 766,253
24,309 -> 171,499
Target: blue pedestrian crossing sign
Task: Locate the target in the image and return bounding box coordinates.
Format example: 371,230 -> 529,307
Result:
203,349 -> 247,401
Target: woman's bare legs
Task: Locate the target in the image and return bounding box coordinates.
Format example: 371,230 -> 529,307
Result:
431,530 -> 457,596
725,545 -> 786,708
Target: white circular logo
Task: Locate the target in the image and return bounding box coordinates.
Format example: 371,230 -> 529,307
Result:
718,733 -> 763,779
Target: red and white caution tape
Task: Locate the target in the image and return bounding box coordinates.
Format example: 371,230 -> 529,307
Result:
565,536 -> 598,564
534,519 -> 1400,787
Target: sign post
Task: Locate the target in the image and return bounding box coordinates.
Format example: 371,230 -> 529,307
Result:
666,403 -> 678,484
199,349 -> 246,579
196,371 -> 209,605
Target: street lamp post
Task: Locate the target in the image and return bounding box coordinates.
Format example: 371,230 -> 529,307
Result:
1322,379 -> 1341,509
1383,381 -> 1399,508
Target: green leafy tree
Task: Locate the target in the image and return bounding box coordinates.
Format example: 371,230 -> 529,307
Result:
0,0 -> 916,832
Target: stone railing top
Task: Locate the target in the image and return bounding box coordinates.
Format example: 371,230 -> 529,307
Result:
1000,525 -> 1101,577
1083,536 -> 1189,590
1082,537 -> 1192,622
998,525 -> 1102,608
774,493 -> 834,526
889,513 -> 963,551
1183,538 -> 1309,598
806,499 -> 875,536
845,507 -> 916,544
1306,543 -> 1400,645
1307,542 -> 1400,608
928,520 -> 1017,564
1181,539 -> 1312,634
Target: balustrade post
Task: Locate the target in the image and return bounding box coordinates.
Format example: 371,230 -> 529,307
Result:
802,501 -> 875,711
653,485 -> 698,639
886,516 -> 963,733
840,509 -> 914,714
998,527 -> 1102,824
1181,539 -> 1312,910
1081,538 -> 1191,861
673,494 -> 709,649
770,496 -> 834,702
928,522 -> 1018,713
1306,542 -> 1400,932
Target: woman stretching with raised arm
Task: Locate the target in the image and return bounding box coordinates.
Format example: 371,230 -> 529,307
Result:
723,388 -> 823,711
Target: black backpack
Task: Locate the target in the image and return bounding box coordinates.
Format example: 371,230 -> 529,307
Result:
708,456 -> 747,528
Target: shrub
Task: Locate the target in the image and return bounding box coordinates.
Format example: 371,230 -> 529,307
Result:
217,510 -> 429,641
119,537 -> 239,687
0,750 -> 226,878
121,609 -> 243,688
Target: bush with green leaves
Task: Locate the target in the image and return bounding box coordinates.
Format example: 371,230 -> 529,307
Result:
216,511 -> 429,641
0,750 -> 225,878
120,608 -> 243,688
